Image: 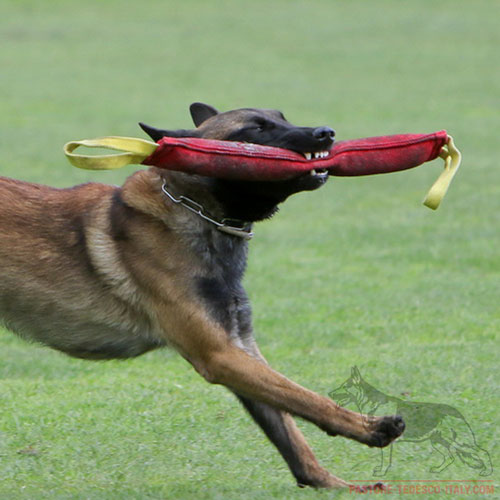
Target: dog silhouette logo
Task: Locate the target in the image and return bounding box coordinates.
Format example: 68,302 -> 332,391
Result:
329,367 -> 492,477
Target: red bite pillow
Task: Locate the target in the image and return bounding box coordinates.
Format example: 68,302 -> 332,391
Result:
142,131 -> 448,181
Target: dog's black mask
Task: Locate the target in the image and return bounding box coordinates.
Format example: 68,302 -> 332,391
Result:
140,102 -> 335,221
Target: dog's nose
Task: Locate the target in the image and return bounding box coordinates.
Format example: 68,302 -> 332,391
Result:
313,126 -> 335,142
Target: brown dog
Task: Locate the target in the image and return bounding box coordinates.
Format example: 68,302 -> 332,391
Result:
0,103 -> 404,489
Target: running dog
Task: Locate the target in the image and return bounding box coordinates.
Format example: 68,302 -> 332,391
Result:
0,103 -> 405,489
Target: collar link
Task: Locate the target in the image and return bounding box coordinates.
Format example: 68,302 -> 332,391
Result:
161,181 -> 254,240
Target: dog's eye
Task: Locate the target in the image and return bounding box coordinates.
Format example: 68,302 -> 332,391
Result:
255,120 -> 273,132
255,121 -> 266,131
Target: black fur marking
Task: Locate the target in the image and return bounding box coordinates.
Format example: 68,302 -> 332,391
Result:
196,277 -> 234,331
67,214 -> 97,277
223,113 -> 334,153
138,123 -> 199,142
213,175 -> 328,222
236,395 -> 312,486
190,102 -> 219,127
109,190 -> 135,241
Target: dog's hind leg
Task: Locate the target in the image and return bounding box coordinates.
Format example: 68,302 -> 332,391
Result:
429,432 -> 455,473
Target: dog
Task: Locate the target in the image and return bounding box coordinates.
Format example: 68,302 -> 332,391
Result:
330,367 -> 492,477
0,103 -> 405,489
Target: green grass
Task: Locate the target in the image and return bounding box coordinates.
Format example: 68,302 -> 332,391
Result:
1,0 -> 499,498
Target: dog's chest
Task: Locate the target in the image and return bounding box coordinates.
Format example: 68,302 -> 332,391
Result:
191,228 -> 252,338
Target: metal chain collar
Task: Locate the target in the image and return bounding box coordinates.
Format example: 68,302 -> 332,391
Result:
161,181 -> 254,240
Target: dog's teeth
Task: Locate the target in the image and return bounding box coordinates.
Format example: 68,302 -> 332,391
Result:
308,151 -> 329,160
303,152 -> 330,160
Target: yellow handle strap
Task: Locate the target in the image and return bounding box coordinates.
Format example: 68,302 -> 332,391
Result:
64,136 -> 157,170
423,135 -> 461,210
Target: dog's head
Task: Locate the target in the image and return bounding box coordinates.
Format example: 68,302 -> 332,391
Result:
329,366 -> 365,407
140,103 -> 335,221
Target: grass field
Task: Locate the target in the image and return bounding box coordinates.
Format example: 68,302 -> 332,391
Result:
1,0 -> 499,498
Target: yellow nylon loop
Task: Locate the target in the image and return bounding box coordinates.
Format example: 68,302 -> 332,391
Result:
64,136 -> 157,170
423,135 -> 461,210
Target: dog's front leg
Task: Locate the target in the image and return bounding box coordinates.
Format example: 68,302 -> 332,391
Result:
236,394 -> 349,488
161,304 -> 404,450
230,340 -> 348,488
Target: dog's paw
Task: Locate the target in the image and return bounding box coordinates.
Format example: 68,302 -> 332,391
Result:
429,466 -> 442,474
368,415 -> 405,447
373,465 -> 389,476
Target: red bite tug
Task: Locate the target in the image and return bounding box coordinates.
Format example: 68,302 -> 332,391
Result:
142,131 -> 449,181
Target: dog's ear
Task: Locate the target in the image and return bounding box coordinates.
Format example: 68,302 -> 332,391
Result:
351,366 -> 362,382
190,102 -> 219,127
138,122 -> 198,142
